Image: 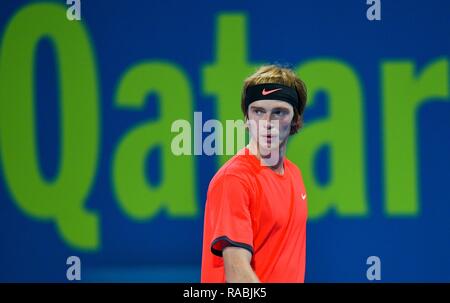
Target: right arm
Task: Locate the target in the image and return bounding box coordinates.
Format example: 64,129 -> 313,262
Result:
223,246 -> 260,283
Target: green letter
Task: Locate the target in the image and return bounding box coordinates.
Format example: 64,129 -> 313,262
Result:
202,13 -> 259,164
288,59 -> 368,219
382,58 -> 448,215
113,62 -> 197,219
0,3 -> 100,250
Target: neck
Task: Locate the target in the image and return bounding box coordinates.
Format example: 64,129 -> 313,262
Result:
247,138 -> 287,175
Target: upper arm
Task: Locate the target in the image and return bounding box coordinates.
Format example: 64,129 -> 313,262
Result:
222,246 -> 259,283
207,175 -> 254,258
223,246 -> 252,265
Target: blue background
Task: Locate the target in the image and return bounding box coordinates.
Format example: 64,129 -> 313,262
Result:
0,0 -> 449,282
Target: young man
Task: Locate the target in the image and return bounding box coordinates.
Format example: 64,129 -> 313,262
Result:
201,65 -> 308,283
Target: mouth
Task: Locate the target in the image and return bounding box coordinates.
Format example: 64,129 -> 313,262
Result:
261,134 -> 278,144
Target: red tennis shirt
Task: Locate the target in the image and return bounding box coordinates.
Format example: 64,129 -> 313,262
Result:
201,147 -> 308,282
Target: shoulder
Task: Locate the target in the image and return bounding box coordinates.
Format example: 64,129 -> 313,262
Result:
208,152 -> 259,194
285,157 -> 304,179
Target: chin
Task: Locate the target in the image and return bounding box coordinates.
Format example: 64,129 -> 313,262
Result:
258,139 -> 281,154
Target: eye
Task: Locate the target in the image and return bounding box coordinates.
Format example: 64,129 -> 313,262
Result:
273,110 -> 286,116
254,109 -> 264,115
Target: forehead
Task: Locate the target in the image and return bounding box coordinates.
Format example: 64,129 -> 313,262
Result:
249,99 -> 293,111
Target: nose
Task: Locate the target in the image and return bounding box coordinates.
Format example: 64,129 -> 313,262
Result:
261,114 -> 274,131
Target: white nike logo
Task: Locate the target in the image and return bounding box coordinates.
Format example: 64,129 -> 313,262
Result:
301,193 -> 307,200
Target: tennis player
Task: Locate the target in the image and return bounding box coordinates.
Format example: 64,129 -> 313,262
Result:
201,64 -> 308,283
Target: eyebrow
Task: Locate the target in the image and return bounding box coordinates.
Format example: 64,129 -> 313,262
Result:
249,105 -> 290,111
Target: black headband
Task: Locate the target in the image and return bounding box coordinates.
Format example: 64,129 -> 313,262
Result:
245,83 -> 299,112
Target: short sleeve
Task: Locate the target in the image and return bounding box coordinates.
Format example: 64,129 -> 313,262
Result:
207,174 -> 254,258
